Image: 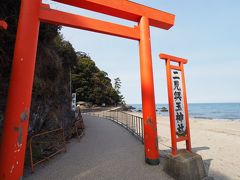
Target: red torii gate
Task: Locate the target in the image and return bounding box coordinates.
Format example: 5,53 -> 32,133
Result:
0,0 -> 175,179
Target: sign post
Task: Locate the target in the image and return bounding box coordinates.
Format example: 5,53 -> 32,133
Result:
159,53 -> 191,156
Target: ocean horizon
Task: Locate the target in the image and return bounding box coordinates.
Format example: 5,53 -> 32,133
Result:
130,103 -> 240,121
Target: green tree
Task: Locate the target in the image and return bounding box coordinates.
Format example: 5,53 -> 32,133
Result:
114,77 -> 124,104
114,77 -> 121,94
71,54 -> 124,106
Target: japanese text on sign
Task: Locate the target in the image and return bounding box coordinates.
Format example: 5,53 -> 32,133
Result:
72,93 -> 76,111
171,70 -> 186,136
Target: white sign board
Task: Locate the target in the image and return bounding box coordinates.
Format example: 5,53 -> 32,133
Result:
171,70 -> 186,136
72,93 -> 76,111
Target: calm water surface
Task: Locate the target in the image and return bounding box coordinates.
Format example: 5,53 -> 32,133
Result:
131,103 -> 240,120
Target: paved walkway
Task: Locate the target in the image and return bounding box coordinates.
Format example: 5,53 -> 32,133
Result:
24,115 -> 172,180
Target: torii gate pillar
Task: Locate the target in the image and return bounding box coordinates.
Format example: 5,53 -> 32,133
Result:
139,16 -> 159,164
0,0 -> 41,179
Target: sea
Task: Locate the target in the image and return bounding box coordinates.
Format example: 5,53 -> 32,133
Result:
130,103 -> 240,121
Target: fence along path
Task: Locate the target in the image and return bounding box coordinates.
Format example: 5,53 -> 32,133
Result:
88,110 -> 144,143
24,113 -> 172,180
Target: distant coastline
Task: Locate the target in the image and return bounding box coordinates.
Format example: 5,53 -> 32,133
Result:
130,103 -> 240,121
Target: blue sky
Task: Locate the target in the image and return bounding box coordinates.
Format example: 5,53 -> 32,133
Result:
44,0 -> 240,104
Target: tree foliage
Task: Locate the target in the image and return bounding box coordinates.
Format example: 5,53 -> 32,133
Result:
72,53 -> 124,105
114,77 -> 125,104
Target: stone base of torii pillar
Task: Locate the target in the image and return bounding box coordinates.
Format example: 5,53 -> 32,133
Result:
163,150 -> 209,180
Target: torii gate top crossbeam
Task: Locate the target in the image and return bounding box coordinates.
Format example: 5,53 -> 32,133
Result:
160,53 -> 188,64
53,0 -> 175,30
40,4 -> 140,40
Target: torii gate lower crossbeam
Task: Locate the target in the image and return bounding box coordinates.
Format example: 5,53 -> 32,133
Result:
0,0 -> 175,179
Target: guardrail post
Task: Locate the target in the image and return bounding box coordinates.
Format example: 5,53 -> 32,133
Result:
117,111 -> 118,122
138,117 -> 141,137
126,114 -> 128,129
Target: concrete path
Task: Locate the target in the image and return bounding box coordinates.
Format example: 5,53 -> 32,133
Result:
24,115 -> 172,180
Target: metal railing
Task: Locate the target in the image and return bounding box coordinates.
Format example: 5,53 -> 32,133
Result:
87,110 -> 144,144
29,128 -> 67,172
29,110 -> 85,172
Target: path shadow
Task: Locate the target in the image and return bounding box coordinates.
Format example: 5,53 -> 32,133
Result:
206,169 -> 232,180
192,146 -> 210,153
159,149 -> 171,160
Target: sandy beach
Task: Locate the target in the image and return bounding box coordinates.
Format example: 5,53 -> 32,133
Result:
130,112 -> 240,180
